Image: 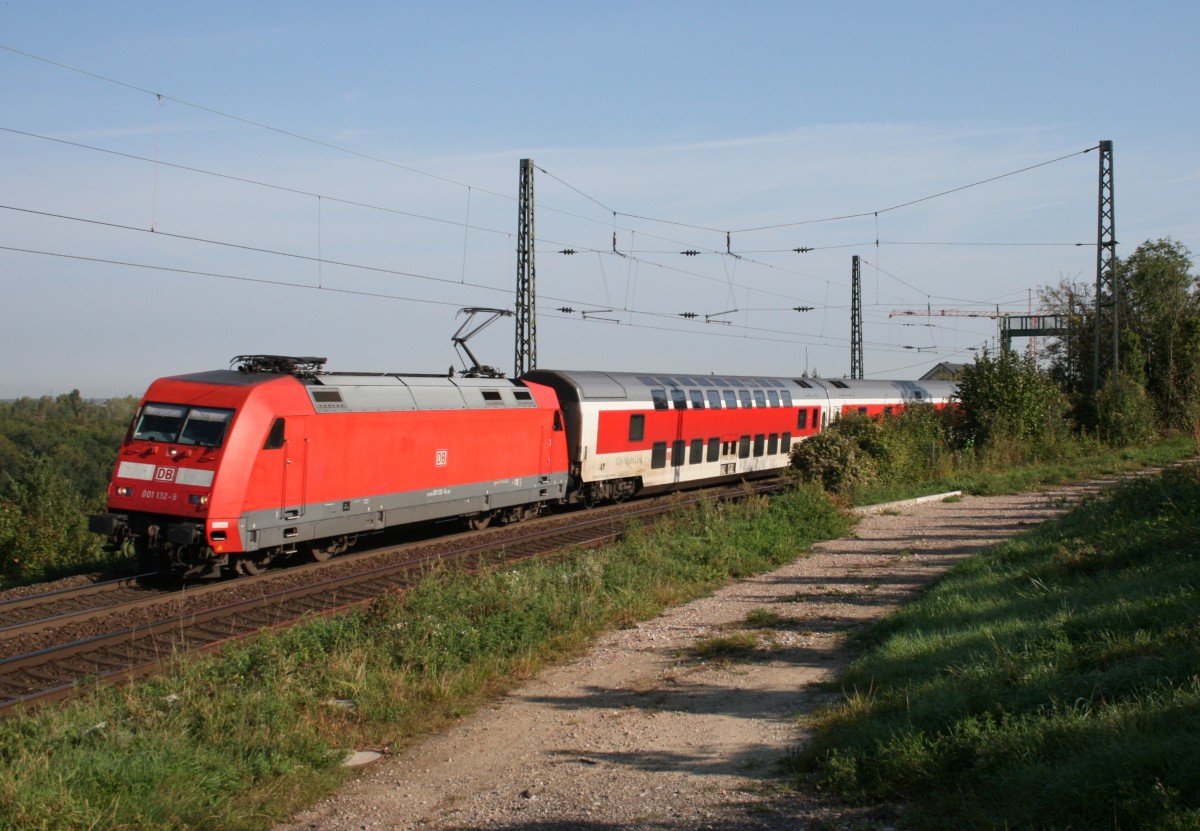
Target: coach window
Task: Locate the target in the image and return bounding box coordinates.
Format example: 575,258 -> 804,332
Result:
781,431 -> 791,452
672,389 -> 687,410
672,439 -> 686,467
651,442 -> 667,469
263,418 -> 286,450
723,390 -> 737,408
753,434 -> 765,457
767,433 -> 779,455
689,390 -> 705,409
858,406 -> 868,415
707,437 -> 720,462
738,435 -> 751,458
707,390 -> 722,409
629,414 -> 645,442
813,407 -> 821,428
781,390 -> 793,407
768,390 -> 780,407
797,409 -> 808,430
738,390 -> 752,408
884,406 -> 894,417
651,389 -> 668,410
754,390 -> 767,408
689,438 -> 704,464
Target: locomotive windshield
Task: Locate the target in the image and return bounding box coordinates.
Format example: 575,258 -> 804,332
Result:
133,403 -> 235,447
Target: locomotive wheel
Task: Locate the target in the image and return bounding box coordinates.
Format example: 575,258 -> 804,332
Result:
239,558 -> 266,576
468,514 -> 492,531
309,535 -> 348,562
237,553 -> 274,576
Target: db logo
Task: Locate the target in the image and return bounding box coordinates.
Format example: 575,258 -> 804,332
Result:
435,450 -> 448,467
155,467 -> 177,482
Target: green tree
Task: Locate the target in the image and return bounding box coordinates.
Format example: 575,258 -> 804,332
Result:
1040,238 -> 1199,433
1118,238 -> 1200,430
952,348 -> 1067,448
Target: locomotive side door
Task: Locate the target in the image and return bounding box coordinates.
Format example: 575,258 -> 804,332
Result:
281,420 -> 309,519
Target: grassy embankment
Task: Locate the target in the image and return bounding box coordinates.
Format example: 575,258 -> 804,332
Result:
851,432 -> 1195,506
792,454 -> 1200,829
0,435 -> 1193,830
0,484 -> 850,831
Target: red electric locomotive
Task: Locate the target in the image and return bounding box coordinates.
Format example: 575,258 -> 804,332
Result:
90,356 -> 569,577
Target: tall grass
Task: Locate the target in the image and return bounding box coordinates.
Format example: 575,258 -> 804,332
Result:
0,484 -> 849,831
790,463 -> 1200,829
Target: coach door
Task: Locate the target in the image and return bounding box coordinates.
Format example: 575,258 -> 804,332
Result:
281,421 -> 309,520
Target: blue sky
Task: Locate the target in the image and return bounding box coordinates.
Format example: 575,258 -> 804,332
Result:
1,1 -> 1197,398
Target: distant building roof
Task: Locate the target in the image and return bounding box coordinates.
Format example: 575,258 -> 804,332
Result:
920,362 -> 967,381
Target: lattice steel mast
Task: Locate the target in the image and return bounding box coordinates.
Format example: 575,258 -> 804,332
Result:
1092,140 -> 1117,393
515,158 -> 537,378
850,255 -> 864,379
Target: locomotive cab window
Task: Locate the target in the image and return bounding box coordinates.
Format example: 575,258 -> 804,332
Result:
133,403 -> 234,448
264,418 -> 286,450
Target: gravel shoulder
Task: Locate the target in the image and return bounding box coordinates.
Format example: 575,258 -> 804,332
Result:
277,479 -> 1115,831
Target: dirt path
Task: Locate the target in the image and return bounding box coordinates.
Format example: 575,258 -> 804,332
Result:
276,480 -> 1110,831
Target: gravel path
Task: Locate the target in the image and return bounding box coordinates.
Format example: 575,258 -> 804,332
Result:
276,479 -> 1115,831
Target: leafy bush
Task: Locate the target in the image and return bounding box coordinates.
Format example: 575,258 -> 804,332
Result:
0,392 -> 134,583
0,455 -> 107,581
1094,371 -> 1157,447
952,349 -> 1068,448
790,419 -> 879,494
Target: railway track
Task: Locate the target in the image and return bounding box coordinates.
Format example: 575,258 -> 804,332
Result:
0,572 -> 177,642
0,481 -> 777,714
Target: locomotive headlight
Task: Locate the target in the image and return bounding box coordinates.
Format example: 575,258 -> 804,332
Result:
116,486 -> 133,497
188,494 -> 209,506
